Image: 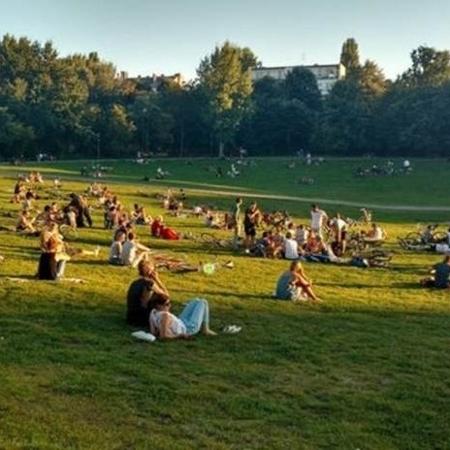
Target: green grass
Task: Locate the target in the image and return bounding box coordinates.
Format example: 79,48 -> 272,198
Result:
0,158 -> 449,449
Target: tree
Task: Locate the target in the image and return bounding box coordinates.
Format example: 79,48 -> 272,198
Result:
0,107 -> 34,158
400,46 -> 450,88
340,38 -> 361,77
359,60 -> 386,97
284,67 -> 322,111
197,42 -> 257,156
314,79 -> 371,155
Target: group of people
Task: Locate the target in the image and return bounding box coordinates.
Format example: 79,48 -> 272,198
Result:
126,260 -> 216,339
228,199 -> 386,264
2,169 -> 449,346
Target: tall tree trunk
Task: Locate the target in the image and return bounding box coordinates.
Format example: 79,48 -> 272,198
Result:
218,141 -> 224,158
179,120 -> 185,157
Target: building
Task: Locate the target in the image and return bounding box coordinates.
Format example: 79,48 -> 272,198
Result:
252,63 -> 346,96
127,73 -> 185,93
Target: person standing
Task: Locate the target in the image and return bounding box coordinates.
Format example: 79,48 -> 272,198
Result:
232,197 -> 243,249
244,202 -> 259,250
310,204 -> 328,238
330,213 -> 348,255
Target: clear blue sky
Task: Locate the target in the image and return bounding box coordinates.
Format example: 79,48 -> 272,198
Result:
1,0 -> 449,80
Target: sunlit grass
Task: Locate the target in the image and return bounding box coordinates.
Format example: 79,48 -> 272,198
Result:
0,159 -> 449,449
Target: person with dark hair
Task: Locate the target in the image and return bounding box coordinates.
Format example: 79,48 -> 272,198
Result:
150,296 -> 216,339
121,232 -> 151,267
109,230 -> 126,265
421,256 -> 450,289
126,260 -> 169,327
310,204 -> 328,238
244,202 -> 259,250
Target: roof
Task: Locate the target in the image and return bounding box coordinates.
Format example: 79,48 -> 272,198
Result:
253,64 -> 343,71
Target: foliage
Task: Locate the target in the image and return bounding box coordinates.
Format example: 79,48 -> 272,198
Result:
1,34 -> 450,159
197,41 -> 257,155
340,37 -> 361,77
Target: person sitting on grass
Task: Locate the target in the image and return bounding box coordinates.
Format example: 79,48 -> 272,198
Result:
109,230 -> 126,265
131,204 -> 150,225
421,255 -> 450,289
16,210 -> 37,235
150,296 -> 217,339
363,223 -> 386,243
22,191 -> 36,212
204,211 -> 223,229
295,224 -> 309,248
37,223 -> 67,280
275,261 -> 321,302
151,216 -> 164,237
283,231 -> 299,260
304,235 -> 330,263
126,260 -> 169,327
121,232 -> 152,267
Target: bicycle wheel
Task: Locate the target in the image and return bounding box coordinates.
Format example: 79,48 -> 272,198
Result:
404,232 -> 421,246
397,238 -> 410,250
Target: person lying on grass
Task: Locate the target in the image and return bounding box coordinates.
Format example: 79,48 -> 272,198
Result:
420,255 -> 450,289
275,261 -> 321,302
126,260 -> 169,327
150,216 -> 180,240
150,296 -> 217,339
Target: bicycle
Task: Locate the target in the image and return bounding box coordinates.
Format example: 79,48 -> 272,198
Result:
346,208 -> 373,228
152,253 -> 199,273
398,224 -> 447,250
200,232 -> 234,250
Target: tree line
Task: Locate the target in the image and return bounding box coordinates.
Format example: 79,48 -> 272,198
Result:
1,34 -> 450,159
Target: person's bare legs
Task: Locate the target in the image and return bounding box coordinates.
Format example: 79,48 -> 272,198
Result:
131,251 -> 151,268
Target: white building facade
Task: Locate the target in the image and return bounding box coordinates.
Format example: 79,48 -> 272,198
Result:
252,63 -> 346,96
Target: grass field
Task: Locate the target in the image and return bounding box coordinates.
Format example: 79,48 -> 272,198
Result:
0,158 -> 449,449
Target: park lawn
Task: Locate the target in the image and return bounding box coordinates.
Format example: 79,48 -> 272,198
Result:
16,156 -> 450,209
0,160 -> 449,449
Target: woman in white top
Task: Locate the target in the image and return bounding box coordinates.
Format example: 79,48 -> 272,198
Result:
284,232 -> 299,260
150,297 -> 216,339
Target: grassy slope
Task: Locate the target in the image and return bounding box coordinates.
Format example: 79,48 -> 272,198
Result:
22,156 -> 450,208
0,160 -> 449,449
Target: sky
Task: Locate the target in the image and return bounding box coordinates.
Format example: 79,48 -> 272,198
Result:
1,0 -> 449,81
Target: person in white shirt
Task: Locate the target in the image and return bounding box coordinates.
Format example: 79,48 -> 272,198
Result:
364,223 -> 385,242
310,204 -> 328,238
150,297 -> 216,339
330,213 -> 348,254
121,232 -> 151,267
284,232 -> 299,260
